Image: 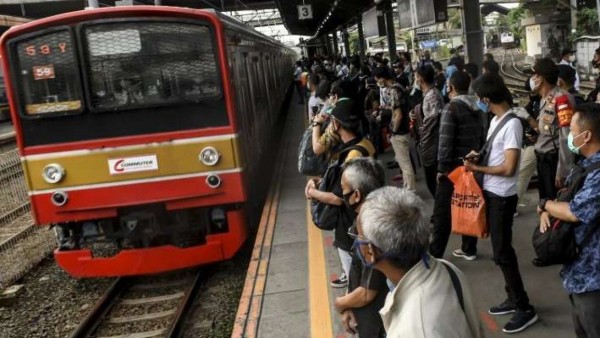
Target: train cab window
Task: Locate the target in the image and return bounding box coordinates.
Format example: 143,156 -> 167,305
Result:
12,29 -> 83,117
83,22 -> 221,111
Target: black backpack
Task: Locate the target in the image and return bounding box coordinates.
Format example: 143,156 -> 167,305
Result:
310,143 -> 369,230
532,161 -> 600,265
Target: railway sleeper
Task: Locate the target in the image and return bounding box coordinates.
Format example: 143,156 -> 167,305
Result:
53,203 -> 234,257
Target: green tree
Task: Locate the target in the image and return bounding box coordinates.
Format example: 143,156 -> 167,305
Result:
447,8 -> 462,30
575,8 -> 600,37
506,6 -> 526,38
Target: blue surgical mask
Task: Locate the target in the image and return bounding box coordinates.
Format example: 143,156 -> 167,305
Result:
476,99 -> 490,113
568,131 -> 587,154
354,239 -> 376,269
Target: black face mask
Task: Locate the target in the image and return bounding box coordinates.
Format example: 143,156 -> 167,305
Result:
342,191 -> 360,212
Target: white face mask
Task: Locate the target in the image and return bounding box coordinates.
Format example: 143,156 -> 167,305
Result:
568,55 -> 576,63
529,77 -> 541,92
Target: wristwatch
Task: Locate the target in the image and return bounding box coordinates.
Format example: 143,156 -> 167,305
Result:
538,198 -> 549,212
312,121 -> 322,127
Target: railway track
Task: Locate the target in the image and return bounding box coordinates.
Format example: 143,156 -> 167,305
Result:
499,49 -> 530,97
70,269 -> 207,338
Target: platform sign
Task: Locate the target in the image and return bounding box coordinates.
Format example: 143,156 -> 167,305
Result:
397,0 -> 448,31
297,5 -> 313,20
398,0 -> 414,31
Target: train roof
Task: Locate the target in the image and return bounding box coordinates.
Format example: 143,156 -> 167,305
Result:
1,6 -> 291,51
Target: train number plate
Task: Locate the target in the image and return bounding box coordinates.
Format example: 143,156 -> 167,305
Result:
33,65 -> 55,80
108,155 -> 158,175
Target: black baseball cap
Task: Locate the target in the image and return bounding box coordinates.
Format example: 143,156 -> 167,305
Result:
331,99 -> 358,123
561,48 -> 575,57
557,64 -> 576,84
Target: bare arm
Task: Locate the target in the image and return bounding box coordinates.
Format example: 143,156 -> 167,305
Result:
464,148 -> 520,177
311,124 -> 327,156
308,187 -> 343,206
543,201 -> 579,223
334,287 -> 378,314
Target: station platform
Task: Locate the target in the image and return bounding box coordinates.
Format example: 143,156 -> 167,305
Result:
232,94 -> 577,338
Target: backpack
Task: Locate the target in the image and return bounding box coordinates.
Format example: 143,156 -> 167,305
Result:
297,126 -> 328,176
311,143 -> 369,230
531,161 -> 600,265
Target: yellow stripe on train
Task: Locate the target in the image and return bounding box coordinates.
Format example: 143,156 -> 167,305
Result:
23,135 -> 242,191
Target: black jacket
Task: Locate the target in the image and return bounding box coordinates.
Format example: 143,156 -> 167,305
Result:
437,95 -> 485,173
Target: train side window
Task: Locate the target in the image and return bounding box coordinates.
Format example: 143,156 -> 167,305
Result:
10,28 -> 84,117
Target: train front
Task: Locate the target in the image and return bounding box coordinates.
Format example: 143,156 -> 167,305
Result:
0,7 -> 247,277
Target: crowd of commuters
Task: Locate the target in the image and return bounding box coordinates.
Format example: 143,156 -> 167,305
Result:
299,49 -> 600,337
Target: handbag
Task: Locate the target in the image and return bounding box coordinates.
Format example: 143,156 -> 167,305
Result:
448,166 -> 488,238
532,161 -> 600,265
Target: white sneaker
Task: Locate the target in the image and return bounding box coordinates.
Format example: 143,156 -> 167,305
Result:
330,272 -> 348,288
452,249 -> 477,261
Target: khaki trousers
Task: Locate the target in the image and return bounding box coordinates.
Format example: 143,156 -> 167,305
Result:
390,134 -> 416,191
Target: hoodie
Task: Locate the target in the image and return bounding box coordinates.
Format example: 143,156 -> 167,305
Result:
437,95 -> 485,173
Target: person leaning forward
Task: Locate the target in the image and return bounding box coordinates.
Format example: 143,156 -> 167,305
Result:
356,186 -> 482,338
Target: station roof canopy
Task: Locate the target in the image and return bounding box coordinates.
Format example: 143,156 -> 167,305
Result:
0,0 -> 278,19
275,0 -> 373,37
0,0 -> 371,37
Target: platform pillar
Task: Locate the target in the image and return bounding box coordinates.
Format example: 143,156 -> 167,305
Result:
342,28 -> 351,57
384,0 -> 396,60
357,16 -> 366,59
332,32 -> 339,58
325,35 -> 333,58
462,0 -> 483,68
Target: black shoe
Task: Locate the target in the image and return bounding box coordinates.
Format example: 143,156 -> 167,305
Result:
387,162 -> 399,169
489,299 -> 517,315
387,160 -> 397,166
532,258 -> 552,267
503,309 -> 538,334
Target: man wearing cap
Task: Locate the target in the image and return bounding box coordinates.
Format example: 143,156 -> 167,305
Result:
557,64 -> 585,107
560,48 -> 580,92
531,58 -> 575,201
306,99 -> 376,289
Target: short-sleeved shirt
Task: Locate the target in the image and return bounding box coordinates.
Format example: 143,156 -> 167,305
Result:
483,112 -> 522,197
562,153 -> 600,294
317,125 -> 341,155
348,253 -> 388,338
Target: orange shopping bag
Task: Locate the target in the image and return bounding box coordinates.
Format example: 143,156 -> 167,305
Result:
448,166 -> 488,238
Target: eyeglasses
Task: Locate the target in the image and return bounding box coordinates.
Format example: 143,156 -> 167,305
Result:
347,229 -> 368,242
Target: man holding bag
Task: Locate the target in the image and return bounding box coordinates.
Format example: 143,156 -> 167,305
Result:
537,103 -> 600,338
462,73 -> 538,334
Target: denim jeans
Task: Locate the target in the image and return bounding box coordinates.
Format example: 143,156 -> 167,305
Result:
463,191 -> 533,310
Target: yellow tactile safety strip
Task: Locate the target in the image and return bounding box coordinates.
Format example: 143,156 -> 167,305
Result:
307,201 -> 334,338
23,135 -> 242,191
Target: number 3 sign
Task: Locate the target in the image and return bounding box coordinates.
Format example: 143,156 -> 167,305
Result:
297,5 -> 313,20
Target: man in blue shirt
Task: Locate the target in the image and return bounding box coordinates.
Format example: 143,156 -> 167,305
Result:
537,103 -> 600,338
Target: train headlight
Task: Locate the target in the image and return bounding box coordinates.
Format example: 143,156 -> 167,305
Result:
206,174 -> 222,188
199,147 -> 220,166
51,191 -> 68,207
42,164 -> 65,184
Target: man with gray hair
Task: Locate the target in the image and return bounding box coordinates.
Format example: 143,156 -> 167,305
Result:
356,186 -> 481,337
334,157 -> 387,337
